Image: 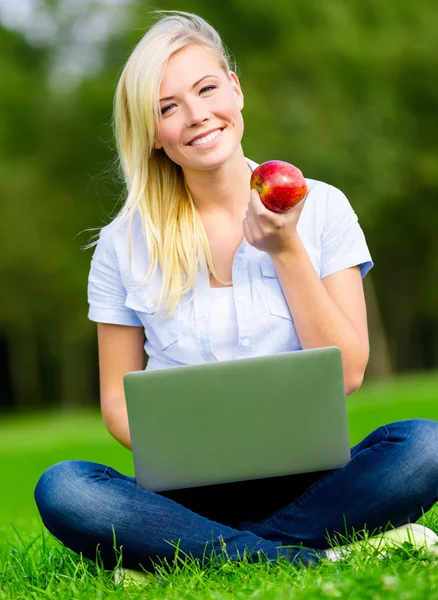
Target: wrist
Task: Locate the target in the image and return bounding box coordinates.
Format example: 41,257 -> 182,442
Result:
270,235 -> 303,263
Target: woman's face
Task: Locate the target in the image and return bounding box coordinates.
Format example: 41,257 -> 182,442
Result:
154,43 -> 244,173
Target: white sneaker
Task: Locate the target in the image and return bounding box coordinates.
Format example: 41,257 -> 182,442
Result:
324,523 -> 438,562
114,567 -> 150,587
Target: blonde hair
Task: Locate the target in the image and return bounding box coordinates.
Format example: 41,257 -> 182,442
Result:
85,11 -> 237,321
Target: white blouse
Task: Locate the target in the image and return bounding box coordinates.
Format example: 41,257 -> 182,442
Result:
209,286 -> 239,361
88,157 -> 374,371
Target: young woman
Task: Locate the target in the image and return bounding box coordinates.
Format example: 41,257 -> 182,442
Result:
34,12 -> 438,575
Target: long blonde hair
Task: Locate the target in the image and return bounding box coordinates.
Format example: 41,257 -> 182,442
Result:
85,11 -> 237,321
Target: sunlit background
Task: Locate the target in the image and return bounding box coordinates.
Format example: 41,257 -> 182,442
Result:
0,0 -> 437,530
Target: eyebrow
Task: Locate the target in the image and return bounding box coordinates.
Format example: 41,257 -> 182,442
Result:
159,75 -> 217,103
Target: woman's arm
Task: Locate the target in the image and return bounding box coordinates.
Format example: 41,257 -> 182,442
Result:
97,323 -> 146,450
271,238 -> 369,396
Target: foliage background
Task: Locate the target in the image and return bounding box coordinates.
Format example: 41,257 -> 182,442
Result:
1,0 -> 437,412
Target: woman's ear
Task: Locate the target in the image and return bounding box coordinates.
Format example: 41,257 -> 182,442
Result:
229,71 -> 244,110
154,138 -> 163,150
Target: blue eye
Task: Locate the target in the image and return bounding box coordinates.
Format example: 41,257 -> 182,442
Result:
161,104 -> 175,115
160,86 -> 216,115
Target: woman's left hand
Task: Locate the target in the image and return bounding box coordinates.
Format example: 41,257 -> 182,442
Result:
243,189 -> 306,257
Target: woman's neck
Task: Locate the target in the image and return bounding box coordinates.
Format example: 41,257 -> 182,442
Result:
183,147 -> 252,221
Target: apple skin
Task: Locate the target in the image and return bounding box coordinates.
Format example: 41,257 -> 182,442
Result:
250,160 -> 308,213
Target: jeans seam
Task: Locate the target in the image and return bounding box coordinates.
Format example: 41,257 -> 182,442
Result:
261,425 -> 391,528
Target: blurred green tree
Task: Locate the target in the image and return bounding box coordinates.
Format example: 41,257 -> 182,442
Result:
1,0 -> 437,411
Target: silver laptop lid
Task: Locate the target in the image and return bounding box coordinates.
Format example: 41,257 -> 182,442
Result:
124,346 -> 351,492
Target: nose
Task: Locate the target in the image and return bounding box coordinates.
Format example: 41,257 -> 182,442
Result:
185,98 -> 210,128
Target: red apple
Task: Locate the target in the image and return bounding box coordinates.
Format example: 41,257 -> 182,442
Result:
250,160 -> 308,213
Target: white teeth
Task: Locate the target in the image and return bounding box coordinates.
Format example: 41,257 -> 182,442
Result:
190,129 -> 221,146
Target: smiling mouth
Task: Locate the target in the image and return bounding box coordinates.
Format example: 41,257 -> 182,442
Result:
188,128 -> 223,146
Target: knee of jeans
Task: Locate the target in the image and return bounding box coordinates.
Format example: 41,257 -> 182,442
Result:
34,460 -> 96,524
389,418 -> 438,475
411,419 -> 438,472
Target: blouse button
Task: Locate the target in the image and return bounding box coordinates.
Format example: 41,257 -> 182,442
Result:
146,300 -> 154,308
241,338 -> 250,347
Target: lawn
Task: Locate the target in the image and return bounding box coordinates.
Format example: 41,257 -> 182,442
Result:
1,371 -> 437,598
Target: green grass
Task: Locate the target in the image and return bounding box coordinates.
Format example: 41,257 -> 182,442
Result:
1,371 -> 438,599
2,531 -> 438,600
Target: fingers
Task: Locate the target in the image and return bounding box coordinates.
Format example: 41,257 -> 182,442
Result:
250,188 -> 263,208
250,189 -> 271,218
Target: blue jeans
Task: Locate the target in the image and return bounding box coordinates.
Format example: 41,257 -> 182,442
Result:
34,419 -> 438,572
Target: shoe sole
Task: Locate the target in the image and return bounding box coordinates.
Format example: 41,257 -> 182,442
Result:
365,523 -> 438,549
114,567 -> 150,587
324,524 -> 438,561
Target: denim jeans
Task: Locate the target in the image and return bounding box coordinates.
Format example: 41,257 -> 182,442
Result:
34,419 -> 438,572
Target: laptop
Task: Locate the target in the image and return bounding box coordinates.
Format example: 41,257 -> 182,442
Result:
123,346 -> 351,492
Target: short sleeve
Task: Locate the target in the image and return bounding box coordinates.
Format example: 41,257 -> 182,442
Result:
87,227 -> 143,327
320,185 -> 374,279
